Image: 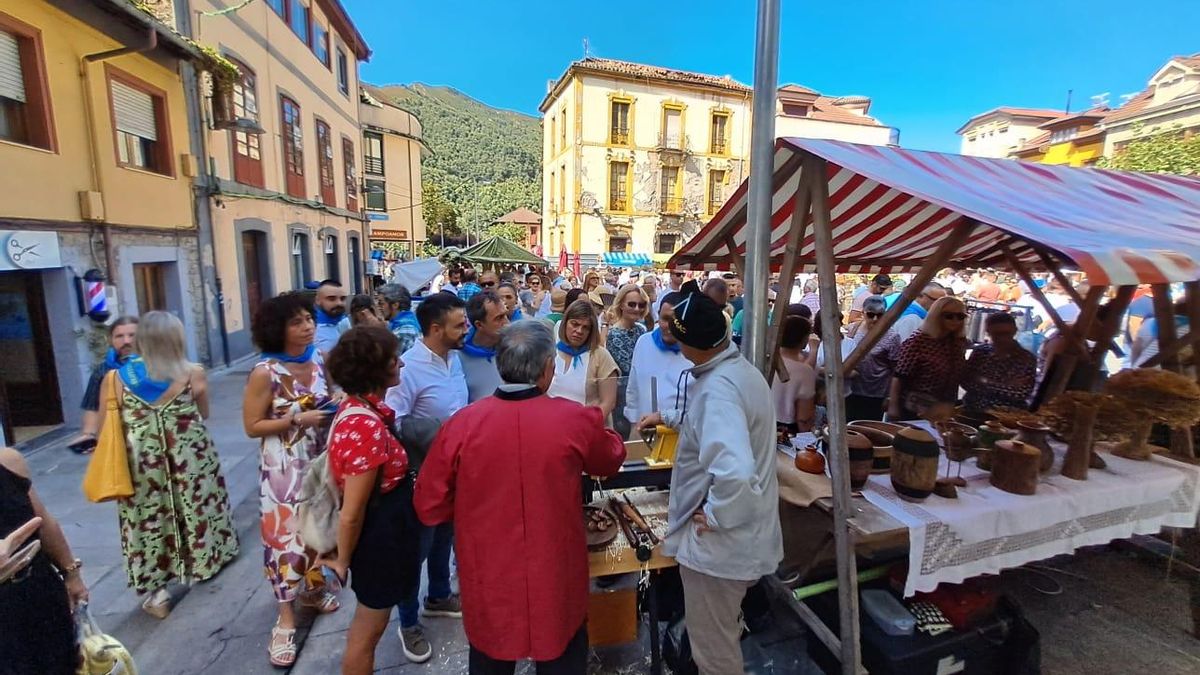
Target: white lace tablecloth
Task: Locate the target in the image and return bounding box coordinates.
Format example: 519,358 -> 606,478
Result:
861,446 -> 1200,596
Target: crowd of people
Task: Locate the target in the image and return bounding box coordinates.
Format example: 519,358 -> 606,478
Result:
2,256 -> 1171,675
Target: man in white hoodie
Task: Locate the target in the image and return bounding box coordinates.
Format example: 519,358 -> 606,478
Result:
638,281 -> 782,675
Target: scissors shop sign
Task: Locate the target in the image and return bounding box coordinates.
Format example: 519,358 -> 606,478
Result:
0,231 -> 62,271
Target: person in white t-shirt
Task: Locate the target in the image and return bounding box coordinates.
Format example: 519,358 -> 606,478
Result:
849,274 -> 893,322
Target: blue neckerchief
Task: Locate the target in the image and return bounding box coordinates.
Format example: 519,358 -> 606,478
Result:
461,328 -> 497,362
104,347 -> 127,370
389,310 -> 417,332
314,307 -> 342,326
117,356 -> 171,403
510,308 -> 524,321
900,302 -> 927,319
261,344 -> 316,364
557,341 -> 588,368
651,328 -> 681,354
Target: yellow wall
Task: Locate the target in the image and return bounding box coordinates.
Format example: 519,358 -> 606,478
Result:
1039,138 -> 1104,166
0,0 -> 194,229
195,0 -> 361,205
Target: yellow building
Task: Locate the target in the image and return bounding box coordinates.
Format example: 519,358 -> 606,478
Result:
1010,109 -> 1107,166
188,0 -> 371,358
0,0 -> 209,442
359,84 -> 427,258
539,58 -> 754,259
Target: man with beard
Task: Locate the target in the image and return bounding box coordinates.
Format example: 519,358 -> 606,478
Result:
638,281 -> 781,675
460,291 -> 511,402
313,279 -> 350,353
384,291 -> 469,663
67,316 -> 138,453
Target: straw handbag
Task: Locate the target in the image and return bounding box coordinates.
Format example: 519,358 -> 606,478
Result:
81,372 -> 133,503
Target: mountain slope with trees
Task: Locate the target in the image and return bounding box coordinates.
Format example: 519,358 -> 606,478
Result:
370,83 -> 542,246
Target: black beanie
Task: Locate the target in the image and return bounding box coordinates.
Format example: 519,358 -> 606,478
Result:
669,280 -> 728,349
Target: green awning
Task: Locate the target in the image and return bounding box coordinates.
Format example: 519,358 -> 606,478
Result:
458,237 -> 546,266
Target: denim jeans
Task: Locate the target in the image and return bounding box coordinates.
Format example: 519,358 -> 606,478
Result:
398,521 -> 454,627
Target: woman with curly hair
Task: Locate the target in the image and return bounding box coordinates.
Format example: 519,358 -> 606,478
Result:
317,326 -> 422,675
242,293 -> 340,667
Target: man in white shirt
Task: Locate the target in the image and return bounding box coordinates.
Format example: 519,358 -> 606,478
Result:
384,291 -> 469,662
653,270 -> 685,318
849,274 -> 892,322
625,292 -> 692,424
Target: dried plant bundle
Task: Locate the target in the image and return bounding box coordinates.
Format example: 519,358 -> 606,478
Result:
1040,392 -> 1133,442
1104,368 -> 1200,428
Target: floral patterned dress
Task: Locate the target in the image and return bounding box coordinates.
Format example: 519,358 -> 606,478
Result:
117,381 -> 239,594
256,359 -> 331,602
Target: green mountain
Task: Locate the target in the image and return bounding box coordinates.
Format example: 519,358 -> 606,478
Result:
370,83 -> 542,240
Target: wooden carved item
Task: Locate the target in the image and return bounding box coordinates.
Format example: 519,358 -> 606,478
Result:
1105,369 -> 1200,460
848,420 -> 903,473
891,428 -> 940,502
1015,421 -> 1055,473
846,430 -> 874,490
1061,402 -> 1098,481
794,445 -> 826,475
990,440 -> 1041,496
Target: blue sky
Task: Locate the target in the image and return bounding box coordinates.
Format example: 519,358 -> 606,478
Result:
344,0 -> 1200,152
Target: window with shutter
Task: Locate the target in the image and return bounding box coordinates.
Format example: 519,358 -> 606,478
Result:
230,60 -> 263,187
107,67 -> 170,175
280,96 -> 305,198
0,13 -> 54,150
343,136 -> 358,211
316,119 -> 335,206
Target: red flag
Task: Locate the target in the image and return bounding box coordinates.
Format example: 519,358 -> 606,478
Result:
572,251 -> 582,278
558,247 -> 568,271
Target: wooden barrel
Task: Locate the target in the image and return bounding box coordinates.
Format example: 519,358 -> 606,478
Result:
890,427 -> 940,502
849,420 -> 902,473
846,430 -> 874,490
990,440 -> 1041,495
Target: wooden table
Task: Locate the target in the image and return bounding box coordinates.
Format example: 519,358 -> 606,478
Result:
587,488 -> 674,675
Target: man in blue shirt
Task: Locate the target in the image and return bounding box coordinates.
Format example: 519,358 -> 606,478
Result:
375,283 -> 421,355
457,268 -> 483,302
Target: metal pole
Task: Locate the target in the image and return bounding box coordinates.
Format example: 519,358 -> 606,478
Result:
808,153 -> 862,675
741,0 -> 781,369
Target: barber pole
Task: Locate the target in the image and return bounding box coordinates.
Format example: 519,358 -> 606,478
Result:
83,268 -> 110,322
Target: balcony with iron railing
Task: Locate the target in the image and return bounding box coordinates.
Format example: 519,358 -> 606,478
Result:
656,132 -> 690,154
610,128 -> 630,146
661,195 -> 684,214
710,138 -> 728,155
609,195 -> 629,212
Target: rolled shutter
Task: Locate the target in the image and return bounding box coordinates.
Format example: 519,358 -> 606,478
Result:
0,29 -> 25,103
111,80 -> 157,141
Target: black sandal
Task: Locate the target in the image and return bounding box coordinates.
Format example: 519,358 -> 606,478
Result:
67,436 -> 97,454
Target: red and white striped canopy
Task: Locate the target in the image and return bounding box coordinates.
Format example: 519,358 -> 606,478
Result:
668,138 -> 1200,286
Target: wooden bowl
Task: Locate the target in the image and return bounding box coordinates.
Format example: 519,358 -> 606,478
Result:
794,445 -> 826,475
584,505 -> 619,551
848,423 -> 895,474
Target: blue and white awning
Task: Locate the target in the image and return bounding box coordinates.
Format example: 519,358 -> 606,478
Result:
601,252 -> 652,267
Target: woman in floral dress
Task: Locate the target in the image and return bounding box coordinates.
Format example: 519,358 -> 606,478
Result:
243,293 -> 340,667
606,284 -> 649,438
98,311 -> 238,618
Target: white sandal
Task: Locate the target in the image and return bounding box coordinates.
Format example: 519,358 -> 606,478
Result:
299,589 -> 340,614
141,588 -> 171,619
269,622 -> 298,667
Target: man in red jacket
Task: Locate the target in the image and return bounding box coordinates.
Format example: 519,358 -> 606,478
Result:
414,320 -> 626,674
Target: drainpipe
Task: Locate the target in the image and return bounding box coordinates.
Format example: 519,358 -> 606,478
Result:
78,27 -> 159,286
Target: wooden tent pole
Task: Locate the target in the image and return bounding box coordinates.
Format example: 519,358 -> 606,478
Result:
765,162 -> 814,382
1150,284 -> 1195,458
807,153 -> 863,674
1186,282 -> 1200,382
1043,286 -> 1106,400
724,235 -> 746,278
1085,286 -> 1134,389
842,221 -> 975,373
1003,244 -> 1074,339
1034,247 -> 1086,306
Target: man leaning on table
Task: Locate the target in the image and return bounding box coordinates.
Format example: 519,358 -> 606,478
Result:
638,280 -> 783,675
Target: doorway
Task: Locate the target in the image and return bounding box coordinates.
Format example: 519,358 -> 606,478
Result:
0,271 -> 63,441
241,230 -> 269,320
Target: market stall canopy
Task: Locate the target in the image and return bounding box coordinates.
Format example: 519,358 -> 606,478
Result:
668,138 -> 1200,286
457,236 -> 546,266
601,252 -> 652,267
391,258 -> 442,293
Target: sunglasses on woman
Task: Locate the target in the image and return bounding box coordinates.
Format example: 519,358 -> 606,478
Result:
481,281 -> 496,288
865,311 -> 882,319
626,302 -> 647,309
943,312 -> 967,320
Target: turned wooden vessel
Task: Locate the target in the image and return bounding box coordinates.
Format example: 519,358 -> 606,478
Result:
846,430 -> 874,490
977,421 -> 1015,450
1015,421 -> 1055,473
891,427 -> 940,502
990,440 -> 1041,495
848,420 -> 904,473
794,445 -> 826,475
